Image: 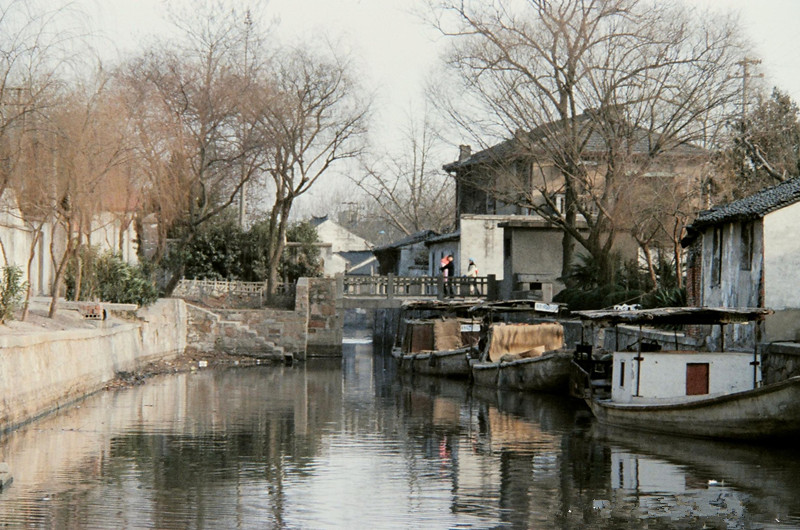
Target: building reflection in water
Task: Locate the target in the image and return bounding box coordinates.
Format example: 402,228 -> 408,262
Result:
0,336 -> 798,528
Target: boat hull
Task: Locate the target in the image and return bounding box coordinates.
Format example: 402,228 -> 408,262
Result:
392,346 -> 473,378
587,375 -> 800,440
471,351 -> 572,394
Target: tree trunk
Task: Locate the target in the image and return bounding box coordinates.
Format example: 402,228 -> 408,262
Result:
49,225 -> 75,319
560,186 -> 577,285
642,243 -> 657,288
21,227 -> 44,322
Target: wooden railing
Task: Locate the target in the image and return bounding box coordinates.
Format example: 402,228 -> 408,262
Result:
341,274 -> 497,300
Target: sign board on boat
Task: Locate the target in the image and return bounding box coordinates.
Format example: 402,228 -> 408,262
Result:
534,302 -> 560,314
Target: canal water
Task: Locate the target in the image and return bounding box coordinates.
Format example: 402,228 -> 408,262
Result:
1,333 -> 800,529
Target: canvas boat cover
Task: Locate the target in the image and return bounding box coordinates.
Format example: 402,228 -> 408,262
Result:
487,322 -> 564,362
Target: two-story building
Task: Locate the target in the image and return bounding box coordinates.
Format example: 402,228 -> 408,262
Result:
443,112 -> 706,301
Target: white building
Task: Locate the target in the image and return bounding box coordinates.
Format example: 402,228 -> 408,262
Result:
309,216 -> 376,276
0,191 -> 137,297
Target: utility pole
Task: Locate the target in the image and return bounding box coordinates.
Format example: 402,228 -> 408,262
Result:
738,57 -> 763,122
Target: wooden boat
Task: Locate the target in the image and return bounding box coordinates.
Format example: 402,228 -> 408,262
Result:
391,300 -> 481,379
471,348 -> 573,393
585,375 -> 800,440
571,306 -> 800,441
469,301 -> 571,393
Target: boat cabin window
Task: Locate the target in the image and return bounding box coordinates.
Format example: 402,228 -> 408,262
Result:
686,363 -> 710,395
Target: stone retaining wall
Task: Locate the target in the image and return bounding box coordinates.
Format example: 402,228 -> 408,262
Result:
185,277 -> 343,361
762,342 -> 800,384
0,298 -> 187,434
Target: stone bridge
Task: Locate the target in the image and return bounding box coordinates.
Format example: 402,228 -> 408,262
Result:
339,274 -> 498,309
171,275 -> 500,359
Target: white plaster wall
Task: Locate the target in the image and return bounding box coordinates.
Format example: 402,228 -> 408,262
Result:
0,193 -> 138,296
322,253 -> 348,277
459,215 -> 506,280
315,220 -> 372,253
88,212 -> 138,264
611,351 -> 757,403
763,203 -> 800,310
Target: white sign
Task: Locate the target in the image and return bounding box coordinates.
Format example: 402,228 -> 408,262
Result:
460,324 -> 481,332
534,302 -> 560,314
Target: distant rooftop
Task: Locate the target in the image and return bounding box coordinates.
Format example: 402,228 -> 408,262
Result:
373,230 -> 438,253
444,110 -> 707,172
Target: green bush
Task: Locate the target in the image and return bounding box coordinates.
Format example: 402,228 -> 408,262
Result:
0,265 -> 28,323
640,287 -> 687,309
68,250 -> 158,306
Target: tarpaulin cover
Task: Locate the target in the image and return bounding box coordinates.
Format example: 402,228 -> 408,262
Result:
433,318 -> 464,351
487,322 -> 564,362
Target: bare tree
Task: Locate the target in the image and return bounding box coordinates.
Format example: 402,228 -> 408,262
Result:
40,71 -> 133,316
256,45 -> 369,297
428,0 -> 745,284
120,4 -> 269,294
352,110 -> 455,237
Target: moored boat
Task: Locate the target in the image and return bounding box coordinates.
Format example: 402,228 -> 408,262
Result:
571,306 -> 800,441
469,301 -> 571,393
391,300 -> 481,378
585,375 -> 800,440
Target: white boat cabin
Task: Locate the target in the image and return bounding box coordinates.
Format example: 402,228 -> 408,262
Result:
611,350 -> 759,403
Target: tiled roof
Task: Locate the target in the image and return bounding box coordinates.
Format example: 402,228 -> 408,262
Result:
424,230 -> 460,245
443,111 -> 706,172
682,176 -> 800,245
372,230 -> 438,252
339,250 -> 377,275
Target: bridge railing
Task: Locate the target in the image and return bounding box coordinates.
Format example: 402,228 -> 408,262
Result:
341,274 -> 497,300
173,278 -> 295,308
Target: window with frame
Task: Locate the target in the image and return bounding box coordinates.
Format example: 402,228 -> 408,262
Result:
711,226 -> 723,286
740,222 -> 754,271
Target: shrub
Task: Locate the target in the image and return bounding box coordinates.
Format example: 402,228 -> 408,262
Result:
0,265 -> 28,323
68,250 -> 158,306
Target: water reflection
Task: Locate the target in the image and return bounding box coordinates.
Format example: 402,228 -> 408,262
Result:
0,336 -> 798,528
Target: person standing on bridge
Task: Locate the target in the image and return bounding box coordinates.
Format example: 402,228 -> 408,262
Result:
440,254 -> 455,297
467,258 -> 479,295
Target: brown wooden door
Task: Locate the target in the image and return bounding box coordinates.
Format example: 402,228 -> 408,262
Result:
686,363 -> 709,395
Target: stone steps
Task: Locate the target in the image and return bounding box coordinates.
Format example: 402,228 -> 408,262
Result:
217,319 -> 288,362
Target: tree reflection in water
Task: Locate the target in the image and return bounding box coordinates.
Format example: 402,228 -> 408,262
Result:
0,338 -> 797,528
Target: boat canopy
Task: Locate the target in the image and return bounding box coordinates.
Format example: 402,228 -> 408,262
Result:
573,307 -> 773,327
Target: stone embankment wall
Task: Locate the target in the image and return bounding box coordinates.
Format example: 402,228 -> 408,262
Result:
0,278 -> 343,433
0,298 -> 187,434
762,342 -> 800,384
186,277 -> 343,361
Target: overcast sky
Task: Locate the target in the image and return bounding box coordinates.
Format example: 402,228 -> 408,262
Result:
75,0 -> 800,141
69,0 -> 800,215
